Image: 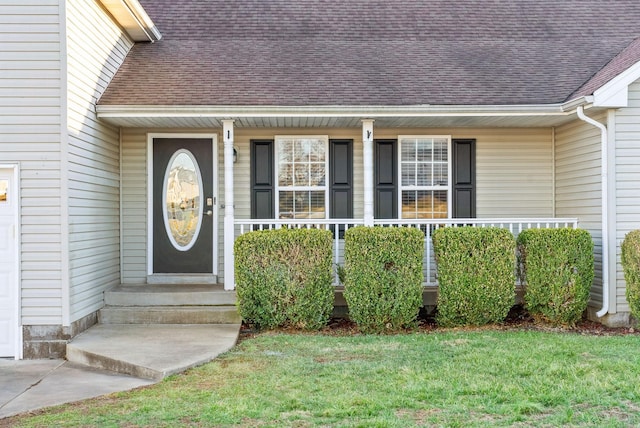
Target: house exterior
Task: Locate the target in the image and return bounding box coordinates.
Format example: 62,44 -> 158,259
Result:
2,0 -> 640,359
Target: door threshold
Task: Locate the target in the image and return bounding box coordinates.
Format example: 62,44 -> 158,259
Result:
147,274 -> 217,285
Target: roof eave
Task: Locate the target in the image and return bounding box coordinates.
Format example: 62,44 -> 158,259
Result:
99,0 -> 161,42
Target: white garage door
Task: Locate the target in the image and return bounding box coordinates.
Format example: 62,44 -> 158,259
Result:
0,168 -> 17,357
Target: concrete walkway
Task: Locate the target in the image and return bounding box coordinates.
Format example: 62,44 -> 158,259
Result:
67,324 -> 241,380
0,359 -> 154,419
0,324 -> 240,419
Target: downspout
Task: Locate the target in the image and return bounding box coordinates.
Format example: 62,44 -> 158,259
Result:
551,127 -> 556,216
576,106 -> 609,318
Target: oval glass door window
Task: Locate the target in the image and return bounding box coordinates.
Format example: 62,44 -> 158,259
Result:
162,149 -> 204,251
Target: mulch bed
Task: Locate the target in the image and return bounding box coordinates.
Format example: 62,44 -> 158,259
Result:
239,305 -> 638,342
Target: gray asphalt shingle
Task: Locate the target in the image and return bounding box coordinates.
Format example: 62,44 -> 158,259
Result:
98,0 -> 640,107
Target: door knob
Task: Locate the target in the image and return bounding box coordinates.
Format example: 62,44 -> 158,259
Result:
205,210 -> 213,216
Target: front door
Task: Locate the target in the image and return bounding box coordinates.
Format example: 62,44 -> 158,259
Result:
0,168 -> 17,357
153,138 -> 214,273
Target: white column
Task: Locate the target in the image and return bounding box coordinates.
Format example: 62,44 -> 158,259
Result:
222,120 -> 235,290
362,119 -> 375,226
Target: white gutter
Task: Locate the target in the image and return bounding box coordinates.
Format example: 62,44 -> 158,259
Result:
97,103 -> 572,120
576,106 -> 609,318
97,96 -> 596,120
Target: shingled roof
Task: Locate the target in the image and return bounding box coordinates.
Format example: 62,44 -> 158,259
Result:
98,0 -> 640,107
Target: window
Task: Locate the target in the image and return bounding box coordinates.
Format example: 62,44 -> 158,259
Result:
0,180 -> 7,202
399,136 -> 451,219
276,136 -> 329,219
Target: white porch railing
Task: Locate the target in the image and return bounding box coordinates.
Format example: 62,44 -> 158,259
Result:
234,218 -> 579,285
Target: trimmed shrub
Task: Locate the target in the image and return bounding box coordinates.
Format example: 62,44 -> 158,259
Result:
432,227 -> 516,327
621,230 -> 640,320
234,227 -> 333,330
517,228 -> 594,326
343,226 -> 424,333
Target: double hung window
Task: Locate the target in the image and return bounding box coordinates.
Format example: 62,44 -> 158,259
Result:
276,136 -> 329,219
399,136 -> 451,219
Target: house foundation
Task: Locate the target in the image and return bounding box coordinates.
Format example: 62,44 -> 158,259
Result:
586,307 -> 636,328
22,312 -> 98,359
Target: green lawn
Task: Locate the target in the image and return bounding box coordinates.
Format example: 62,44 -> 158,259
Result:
8,330 -> 640,427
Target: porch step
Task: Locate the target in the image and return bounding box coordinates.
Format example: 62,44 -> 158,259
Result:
66,284 -> 241,380
104,284 -> 236,306
100,284 -> 239,325
147,274 -> 217,285
99,306 -> 241,324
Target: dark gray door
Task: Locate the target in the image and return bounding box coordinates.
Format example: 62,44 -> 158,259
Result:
452,138 -> 476,218
375,139 -> 397,219
153,138 -> 213,273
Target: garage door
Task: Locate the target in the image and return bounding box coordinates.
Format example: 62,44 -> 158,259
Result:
0,168 -> 17,357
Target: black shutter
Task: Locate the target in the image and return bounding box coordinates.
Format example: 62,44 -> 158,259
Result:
250,140 -> 274,219
452,138 -> 476,218
329,139 -> 353,219
375,139 -> 397,219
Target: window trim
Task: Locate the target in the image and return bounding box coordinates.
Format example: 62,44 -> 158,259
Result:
274,135 -> 330,219
397,135 -> 453,219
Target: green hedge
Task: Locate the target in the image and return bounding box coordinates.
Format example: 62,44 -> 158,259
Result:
432,227 -> 516,327
517,228 -> 594,326
234,228 -> 334,330
343,226 -> 424,333
621,230 -> 640,320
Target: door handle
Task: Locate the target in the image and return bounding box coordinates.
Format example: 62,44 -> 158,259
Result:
205,210 -> 213,216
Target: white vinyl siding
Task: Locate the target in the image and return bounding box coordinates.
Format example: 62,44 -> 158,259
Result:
475,131 -> 553,217
121,127 -> 554,285
217,133 -> 227,283
0,0 -> 64,325
615,80 -> 640,314
121,129 -> 149,284
65,0 -> 133,321
555,115 -> 604,307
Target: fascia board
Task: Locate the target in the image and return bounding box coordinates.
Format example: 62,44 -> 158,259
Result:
593,60 -> 640,108
99,0 -> 161,42
96,104 -> 569,119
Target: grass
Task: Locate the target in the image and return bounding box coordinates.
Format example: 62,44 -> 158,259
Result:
5,330 -> 640,427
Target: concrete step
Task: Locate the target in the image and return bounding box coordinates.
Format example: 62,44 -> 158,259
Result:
147,273 -> 217,284
99,306 -> 241,324
66,324 -> 240,380
105,284 -> 236,306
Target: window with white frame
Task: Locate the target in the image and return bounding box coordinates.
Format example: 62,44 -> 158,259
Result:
399,136 -> 451,219
276,136 -> 329,219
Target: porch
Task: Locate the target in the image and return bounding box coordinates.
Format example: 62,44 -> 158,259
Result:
115,118 -> 602,305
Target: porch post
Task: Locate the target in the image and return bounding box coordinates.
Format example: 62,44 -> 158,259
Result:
362,119 -> 375,226
222,120 -> 235,290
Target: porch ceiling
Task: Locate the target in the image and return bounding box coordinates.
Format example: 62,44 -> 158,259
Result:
96,104 -> 601,129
